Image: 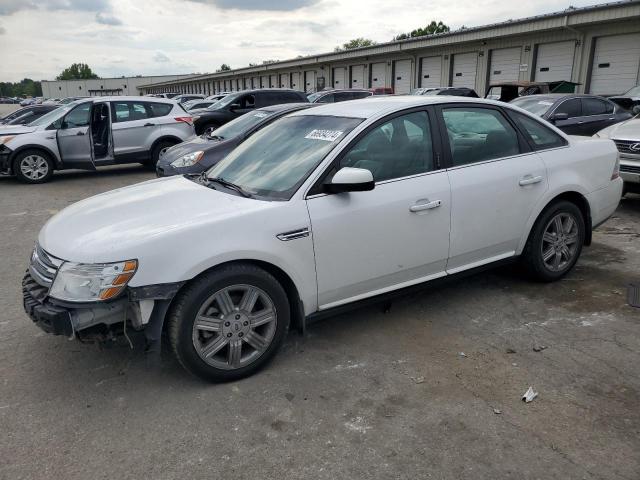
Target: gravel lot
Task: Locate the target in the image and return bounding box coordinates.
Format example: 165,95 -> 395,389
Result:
1,166 -> 639,480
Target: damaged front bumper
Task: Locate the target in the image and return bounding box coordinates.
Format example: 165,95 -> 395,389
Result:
22,271 -> 183,344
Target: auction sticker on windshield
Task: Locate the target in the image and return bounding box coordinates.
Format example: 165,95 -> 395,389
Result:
254,112 -> 268,118
305,129 -> 344,142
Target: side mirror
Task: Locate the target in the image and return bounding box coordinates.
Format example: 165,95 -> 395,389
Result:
632,105 -> 640,116
324,167 -> 374,194
549,112 -> 569,123
229,103 -> 241,111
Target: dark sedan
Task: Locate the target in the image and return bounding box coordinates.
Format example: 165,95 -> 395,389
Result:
157,102 -> 316,177
0,105 -> 59,125
190,89 -> 308,135
510,94 -> 632,136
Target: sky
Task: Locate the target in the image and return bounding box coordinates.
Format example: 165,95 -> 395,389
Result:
0,0 -> 601,82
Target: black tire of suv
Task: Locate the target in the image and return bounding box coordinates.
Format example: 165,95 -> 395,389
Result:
13,149 -> 55,184
522,200 -> 585,282
167,263 -> 290,382
147,140 -> 175,168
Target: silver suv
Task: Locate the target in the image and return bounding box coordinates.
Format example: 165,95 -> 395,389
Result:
0,96 -> 195,183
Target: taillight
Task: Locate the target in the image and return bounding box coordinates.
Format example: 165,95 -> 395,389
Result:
174,116 -> 193,126
611,154 -> 620,180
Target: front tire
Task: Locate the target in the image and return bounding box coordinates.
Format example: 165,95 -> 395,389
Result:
168,263 -> 290,382
13,149 -> 54,184
523,200 -> 585,282
146,140 -> 175,168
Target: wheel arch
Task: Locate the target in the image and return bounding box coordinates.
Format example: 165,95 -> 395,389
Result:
9,144 -> 60,172
150,135 -> 182,153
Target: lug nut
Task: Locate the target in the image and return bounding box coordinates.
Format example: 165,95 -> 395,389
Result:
224,321 -> 230,327
227,333 -> 232,338
235,314 -> 241,320
238,332 -> 244,338
243,321 -> 248,326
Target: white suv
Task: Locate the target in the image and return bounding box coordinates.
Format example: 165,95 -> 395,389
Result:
22,96 -> 622,381
0,96 -> 195,183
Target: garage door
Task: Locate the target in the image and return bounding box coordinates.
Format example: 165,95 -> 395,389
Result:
394,59 -> 412,94
251,77 -> 258,89
535,41 -> 575,82
452,52 -> 478,88
589,33 -> 640,95
489,47 -> 521,83
351,65 -> 365,89
419,56 -> 442,88
279,73 -> 290,88
333,67 -> 346,88
371,62 -> 386,88
304,70 -> 316,92
259,76 -> 267,89
290,72 -> 301,90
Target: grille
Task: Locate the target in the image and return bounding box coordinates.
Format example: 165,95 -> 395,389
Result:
621,164 -> 640,174
29,244 -> 62,288
614,140 -> 640,155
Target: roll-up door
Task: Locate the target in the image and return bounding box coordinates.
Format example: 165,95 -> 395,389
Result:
589,33 -> 640,95
304,70 -> 316,92
394,59 -> 412,94
290,72 -> 301,90
451,52 -> 478,88
260,76 -> 268,89
489,47 -> 521,83
280,73 -> 290,88
534,41 -> 575,82
419,56 -> 442,88
350,65 -> 365,89
370,62 -> 386,88
333,67 -> 346,88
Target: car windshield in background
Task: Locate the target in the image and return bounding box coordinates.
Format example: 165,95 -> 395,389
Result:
207,92 -> 241,110
510,97 -> 554,116
623,86 -> 640,97
27,103 -> 77,126
206,115 -> 362,200
208,109 -> 277,139
306,92 -> 324,102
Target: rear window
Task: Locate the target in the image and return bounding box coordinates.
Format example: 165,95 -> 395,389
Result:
510,111 -> 567,151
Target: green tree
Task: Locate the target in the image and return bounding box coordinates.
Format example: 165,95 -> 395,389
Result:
393,20 -> 450,41
216,63 -> 231,72
0,79 -> 42,97
334,38 -> 377,52
56,63 -> 99,80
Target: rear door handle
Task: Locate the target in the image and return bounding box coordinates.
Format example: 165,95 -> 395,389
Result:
144,122 -> 155,127
410,200 -> 442,212
519,175 -> 543,186
76,131 -> 85,136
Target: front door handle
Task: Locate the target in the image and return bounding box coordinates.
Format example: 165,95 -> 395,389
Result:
410,199 -> 441,212
144,123 -> 155,127
519,175 -> 543,186
76,131 -> 85,136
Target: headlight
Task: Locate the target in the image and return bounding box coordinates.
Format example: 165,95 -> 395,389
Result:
0,135 -> 16,145
170,151 -> 204,168
49,259 -> 137,302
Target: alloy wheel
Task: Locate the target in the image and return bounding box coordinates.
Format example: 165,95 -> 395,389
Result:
20,155 -> 49,181
541,212 -> 579,272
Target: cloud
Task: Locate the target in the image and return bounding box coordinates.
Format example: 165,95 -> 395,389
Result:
0,25 -> 5,34
0,0 -> 110,15
153,51 -> 171,63
188,0 -> 319,11
95,12 -> 122,25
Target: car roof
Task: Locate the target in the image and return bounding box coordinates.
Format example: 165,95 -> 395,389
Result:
288,95 -> 507,119
76,96 -> 176,104
259,102 -> 314,113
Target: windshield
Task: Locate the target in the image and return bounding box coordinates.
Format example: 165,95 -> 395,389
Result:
205,115 -> 362,200
27,102 -> 79,127
423,89 -> 444,96
207,92 -> 242,110
510,97 -> 554,116
209,109 -> 278,140
306,92 -> 325,102
623,86 -> 640,97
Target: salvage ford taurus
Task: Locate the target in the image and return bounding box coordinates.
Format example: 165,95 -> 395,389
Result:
22,96 -> 622,382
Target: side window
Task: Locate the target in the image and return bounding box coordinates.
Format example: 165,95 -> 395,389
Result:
441,107 -> 521,166
62,103 -> 91,128
335,92 -> 352,102
340,111 -> 435,182
353,91 -> 372,100
510,111 -> 567,151
240,94 -> 256,109
555,98 -> 581,118
130,103 -> 149,120
317,93 -> 335,103
112,102 -> 131,122
147,102 -> 172,118
582,98 -> 609,116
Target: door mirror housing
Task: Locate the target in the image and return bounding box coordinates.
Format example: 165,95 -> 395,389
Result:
324,167 -> 375,194
549,112 -> 569,123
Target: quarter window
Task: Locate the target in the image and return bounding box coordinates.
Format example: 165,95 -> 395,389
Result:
510,111 -> 567,151
340,111 -> 435,182
147,102 -> 172,117
441,107 -> 521,166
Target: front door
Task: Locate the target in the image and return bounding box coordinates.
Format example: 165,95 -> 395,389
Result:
438,105 -> 547,272
551,98 -> 583,135
57,102 -> 95,170
307,109 -> 451,309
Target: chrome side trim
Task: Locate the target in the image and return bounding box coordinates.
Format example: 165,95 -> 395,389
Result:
276,227 -> 310,241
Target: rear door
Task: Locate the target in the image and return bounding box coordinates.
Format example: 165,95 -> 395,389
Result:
110,100 -> 155,158
550,98 -> 583,135
579,97 -> 617,135
438,104 -> 547,272
57,102 -> 95,170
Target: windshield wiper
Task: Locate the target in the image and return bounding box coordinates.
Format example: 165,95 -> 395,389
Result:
207,176 -> 253,198
206,133 -> 224,141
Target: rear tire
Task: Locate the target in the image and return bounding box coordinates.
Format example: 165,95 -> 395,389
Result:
13,149 -> 54,184
522,200 -> 585,282
168,263 -> 290,382
147,140 -> 175,168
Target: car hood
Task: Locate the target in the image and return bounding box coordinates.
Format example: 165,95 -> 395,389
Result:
0,124 -> 38,135
159,135 -> 239,166
38,175 -> 275,264
597,117 -> 640,140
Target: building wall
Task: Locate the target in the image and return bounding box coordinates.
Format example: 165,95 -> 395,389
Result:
41,75 -> 197,99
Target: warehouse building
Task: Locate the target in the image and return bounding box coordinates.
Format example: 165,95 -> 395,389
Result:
139,0 -> 640,98
41,74 -> 198,98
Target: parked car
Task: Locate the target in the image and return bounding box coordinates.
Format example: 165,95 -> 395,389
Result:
0,105 -> 59,126
183,100 -> 216,111
157,103 -> 316,177
147,93 -> 179,99
206,93 -> 230,101
0,97 -> 20,104
172,94 -> 206,104
594,105 -> 640,196
19,98 -> 35,106
608,85 -> 640,111
58,96 -> 90,105
0,96 -> 194,183
307,89 -> 373,103
370,87 -> 394,95
510,94 -> 632,136
411,87 -> 440,95
190,89 -> 308,135
22,96 -> 622,381
421,87 -> 479,97
485,81 -> 580,102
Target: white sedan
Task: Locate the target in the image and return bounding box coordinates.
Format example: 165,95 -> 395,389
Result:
23,96 -> 622,381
